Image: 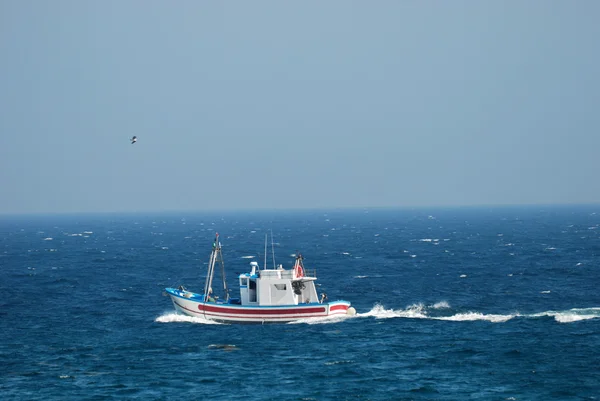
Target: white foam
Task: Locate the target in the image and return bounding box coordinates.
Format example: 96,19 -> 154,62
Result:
432,301 -> 450,310
324,360 -> 354,365
43,237 -> 53,241
532,307 -> 600,323
358,303 -> 428,319
554,314 -> 598,323
435,312 -> 515,323
155,313 -> 223,325
241,255 -> 255,259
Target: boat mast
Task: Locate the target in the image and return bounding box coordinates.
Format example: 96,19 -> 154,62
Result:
217,238 -> 228,301
204,233 -> 228,302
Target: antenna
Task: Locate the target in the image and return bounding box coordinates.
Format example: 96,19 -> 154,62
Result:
271,230 -> 276,269
263,233 -> 267,270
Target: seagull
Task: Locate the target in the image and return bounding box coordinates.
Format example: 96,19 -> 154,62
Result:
130,136 -> 137,144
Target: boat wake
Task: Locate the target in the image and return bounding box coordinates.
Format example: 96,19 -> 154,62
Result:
156,306 -> 600,325
357,303 -> 600,324
155,313 -> 224,325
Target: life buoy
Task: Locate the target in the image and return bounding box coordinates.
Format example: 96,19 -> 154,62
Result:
296,265 -> 304,278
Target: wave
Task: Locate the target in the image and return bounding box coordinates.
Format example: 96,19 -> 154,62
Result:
358,303 -> 429,319
432,301 -> 450,310
154,313 -> 223,325
357,304 -> 600,324
531,307 -> 600,323
435,312 -> 515,323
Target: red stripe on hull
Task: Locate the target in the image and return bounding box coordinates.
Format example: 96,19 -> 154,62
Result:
330,304 -> 349,312
170,296 -> 350,323
198,304 -> 326,315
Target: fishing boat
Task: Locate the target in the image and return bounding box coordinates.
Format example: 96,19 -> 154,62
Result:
165,233 -> 355,323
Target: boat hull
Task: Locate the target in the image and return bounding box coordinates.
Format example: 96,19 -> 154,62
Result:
165,288 -> 351,323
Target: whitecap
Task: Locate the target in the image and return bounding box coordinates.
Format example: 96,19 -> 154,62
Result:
43,237 -> 53,241
432,301 -> 450,309
358,303 -> 428,320
435,312 -> 515,323
241,255 -> 255,259
324,360 -> 354,365
208,344 -> 238,350
155,313 -> 223,325
533,307 -> 600,323
554,314 -> 599,323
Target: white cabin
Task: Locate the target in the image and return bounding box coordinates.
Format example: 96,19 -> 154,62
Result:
238,261 -> 319,306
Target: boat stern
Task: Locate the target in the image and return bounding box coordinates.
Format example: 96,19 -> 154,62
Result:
327,300 -> 355,316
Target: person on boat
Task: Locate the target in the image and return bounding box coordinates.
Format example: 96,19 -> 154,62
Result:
320,293 -> 328,304
206,288 -> 216,303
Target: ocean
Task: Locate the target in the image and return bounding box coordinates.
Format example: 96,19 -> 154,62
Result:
1,206 -> 599,400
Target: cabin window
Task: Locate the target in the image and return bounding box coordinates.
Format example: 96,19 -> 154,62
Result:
249,279 -> 257,302
273,284 -> 287,291
241,278 -> 248,286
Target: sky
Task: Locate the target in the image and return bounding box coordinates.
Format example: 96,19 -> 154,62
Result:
1,1 -> 599,214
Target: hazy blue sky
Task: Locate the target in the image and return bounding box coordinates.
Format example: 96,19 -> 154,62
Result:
1,1 -> 599,214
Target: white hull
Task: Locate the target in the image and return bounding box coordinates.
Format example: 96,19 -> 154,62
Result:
166,288 -> 351,323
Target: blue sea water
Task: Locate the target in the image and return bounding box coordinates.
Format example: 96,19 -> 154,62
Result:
1,206 -> 600,400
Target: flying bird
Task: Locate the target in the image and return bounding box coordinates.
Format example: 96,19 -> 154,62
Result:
130,136 -> 137,144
